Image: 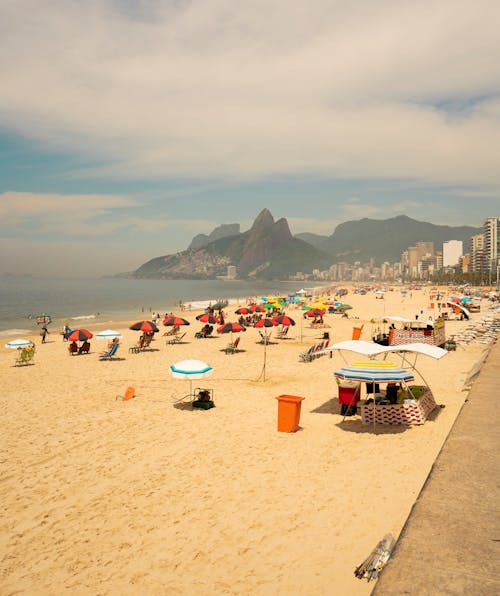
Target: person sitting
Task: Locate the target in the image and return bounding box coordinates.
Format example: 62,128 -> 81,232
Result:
79,341 -> 90,354
68,341 -> 78,355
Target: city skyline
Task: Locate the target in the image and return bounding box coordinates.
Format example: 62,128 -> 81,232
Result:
1,1 -> 499,276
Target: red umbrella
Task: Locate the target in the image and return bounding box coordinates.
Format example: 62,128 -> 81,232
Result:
217,322 -> 246,334
254,318 -> 277,328
196,313 -> 219,324
235,307 -> 251,315
129,321 -> 159,333
273,315 -> 296,326
68,329 -> 93,342
305,309 -> 325,317
249,304 -> 265,313
163,316 -> 190,326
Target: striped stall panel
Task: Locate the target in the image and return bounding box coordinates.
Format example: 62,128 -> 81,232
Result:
360,389 -> 437,426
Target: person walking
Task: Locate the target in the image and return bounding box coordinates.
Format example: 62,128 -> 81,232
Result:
41,326 -> 49,343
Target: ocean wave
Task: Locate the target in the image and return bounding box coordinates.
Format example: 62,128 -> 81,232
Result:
0,328 -> 33,337
70,314 -> 97,320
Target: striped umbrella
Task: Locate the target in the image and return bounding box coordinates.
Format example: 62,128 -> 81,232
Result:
196,313 -> 219,324
68,329 -> 93,342
170,359 -> 213,399
334,361 -> 414,383
5,339 -> 34,349
163,316 -> 190,327
95,329 -> 122,339
129,321 -> 159,333
273,315 -> 296,326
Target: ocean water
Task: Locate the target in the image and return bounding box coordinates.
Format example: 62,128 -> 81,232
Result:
0,276 -> 312,335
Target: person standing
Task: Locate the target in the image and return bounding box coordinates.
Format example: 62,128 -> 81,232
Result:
41,326 -> 49,343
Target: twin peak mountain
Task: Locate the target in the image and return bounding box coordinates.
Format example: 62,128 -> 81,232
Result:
133,209 -> 478,280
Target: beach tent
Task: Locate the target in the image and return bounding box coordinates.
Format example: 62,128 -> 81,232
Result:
445,301 -> 470,319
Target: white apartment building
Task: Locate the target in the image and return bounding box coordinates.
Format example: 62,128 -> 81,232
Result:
442,240 -> 463,267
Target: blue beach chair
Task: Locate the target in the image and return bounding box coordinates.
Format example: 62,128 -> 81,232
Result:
99,342 -> 120,360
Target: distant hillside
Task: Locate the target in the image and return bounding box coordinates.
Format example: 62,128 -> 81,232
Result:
133,209 -> 333,280
188,223 -> 240,250
297,215 -> 479,263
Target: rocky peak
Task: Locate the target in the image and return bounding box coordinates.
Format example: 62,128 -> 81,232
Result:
249,208 -> 275,232
238,211 -> 293,274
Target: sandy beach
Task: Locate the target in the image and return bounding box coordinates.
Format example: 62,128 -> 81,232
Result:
1,288 -> 494,595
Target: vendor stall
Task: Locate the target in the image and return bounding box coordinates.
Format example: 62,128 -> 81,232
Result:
383,315 -> 446,347
322,340 -> 448,426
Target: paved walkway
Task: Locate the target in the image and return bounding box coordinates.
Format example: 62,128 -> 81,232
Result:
374,340 -> 500,595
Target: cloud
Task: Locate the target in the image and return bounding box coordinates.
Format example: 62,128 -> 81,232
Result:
1,1 -> 499,185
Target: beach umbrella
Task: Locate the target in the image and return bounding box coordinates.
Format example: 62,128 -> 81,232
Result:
68,329 -> 93,342
333,361 -> 415,383
305,308 -> 325,317
254,318 -> 277,329
5,339 -> 33,349
163,316 -> 190,327
273,314 -> 296,326
249,304 -> 265,313
95,329 -> 122,340
338,304 -> 353,310
235,307 -> 251,315
170,359 -> 213,399
196,313 -> 219,324
217,322 -> 246,334
262,302 -> 276,310
129,321 -> 159,333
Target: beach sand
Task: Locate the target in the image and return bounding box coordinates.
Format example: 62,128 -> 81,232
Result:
0,288 -> 492,595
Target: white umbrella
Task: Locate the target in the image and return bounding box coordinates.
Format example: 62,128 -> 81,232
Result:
5,339 -> 34,349
95,329 -> 122,339
170,359 -> 213,400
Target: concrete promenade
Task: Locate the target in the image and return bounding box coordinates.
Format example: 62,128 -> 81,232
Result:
374,339 -> 500,595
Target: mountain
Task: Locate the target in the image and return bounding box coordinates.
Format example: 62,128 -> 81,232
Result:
133,209 -> 333,280
132,212 -> 481,280
297,215 -> 479,263
188,223 -> 240,250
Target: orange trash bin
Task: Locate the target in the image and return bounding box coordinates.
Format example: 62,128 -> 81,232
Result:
275,395 -> 305,432
352,325 -> 363,340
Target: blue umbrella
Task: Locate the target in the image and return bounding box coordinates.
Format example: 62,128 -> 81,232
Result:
334,362 -> 414,383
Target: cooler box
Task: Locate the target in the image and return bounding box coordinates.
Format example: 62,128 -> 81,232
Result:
338,382 -> 360,405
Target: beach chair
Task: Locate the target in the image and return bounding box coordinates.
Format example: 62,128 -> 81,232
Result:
99,342 -> 120,360
167,332 -> 186,345
164,326 -> 180,336
15,346 -> 35,366
276,326 -> 289,339
116,386 -> 135,401
68,342 -> 78,356
140,335 -> 153,350
299,344 -> 316,362
225,336 -> 240,354
258,330 -> 272,345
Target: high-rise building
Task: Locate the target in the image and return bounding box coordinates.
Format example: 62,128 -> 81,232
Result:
442,240 -> 463,267
470,234 -> 487,273
484,217 -> 500,272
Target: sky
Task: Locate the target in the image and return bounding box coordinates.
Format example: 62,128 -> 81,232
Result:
1,0 -> 499,277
